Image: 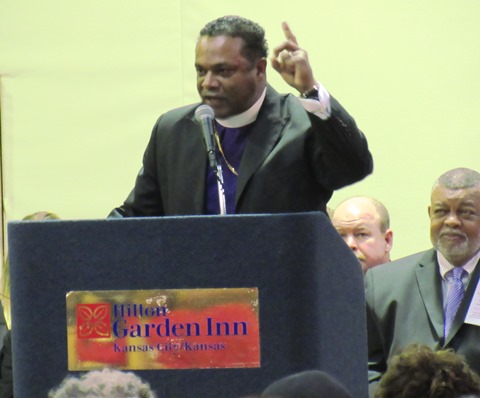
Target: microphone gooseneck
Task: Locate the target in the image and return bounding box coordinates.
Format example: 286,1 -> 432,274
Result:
194,104 -> 227,215
194,105 -> 217,170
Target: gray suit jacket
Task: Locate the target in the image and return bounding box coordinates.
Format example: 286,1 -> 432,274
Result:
366,249 -> 480,388
111,85 -> 372,216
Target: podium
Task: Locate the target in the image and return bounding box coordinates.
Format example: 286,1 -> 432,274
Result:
8,212 -> 368,397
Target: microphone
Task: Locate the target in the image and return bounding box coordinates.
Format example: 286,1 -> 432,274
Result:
194,104 -> 227,215
194,104 -> 217,170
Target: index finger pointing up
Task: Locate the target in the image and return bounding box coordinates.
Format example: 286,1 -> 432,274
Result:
281,21 -> 298,45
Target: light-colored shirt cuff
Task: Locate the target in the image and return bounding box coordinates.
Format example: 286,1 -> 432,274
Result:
298,82 -> 331,120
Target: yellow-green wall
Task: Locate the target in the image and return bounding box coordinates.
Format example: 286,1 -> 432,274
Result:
1,0 -> 479,260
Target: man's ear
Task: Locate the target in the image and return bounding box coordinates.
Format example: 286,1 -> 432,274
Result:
256,57 -> 267,76
384,229 -> 393,252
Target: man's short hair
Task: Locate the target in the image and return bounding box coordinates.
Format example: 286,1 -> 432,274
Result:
367,197 -> 390,233
432,167 -> 480,192
199,15 -> 269,64
336,196 -> 390,233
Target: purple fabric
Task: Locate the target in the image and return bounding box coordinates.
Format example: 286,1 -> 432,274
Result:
204,122 -> 253,214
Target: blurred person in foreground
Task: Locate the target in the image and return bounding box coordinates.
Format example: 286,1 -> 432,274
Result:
109,15 -> 372,218
48,368 -> 156,398
332,196 -> 393,272
261,370 -> 352,398
374,344 -> 480,398
366,168 -> 480,396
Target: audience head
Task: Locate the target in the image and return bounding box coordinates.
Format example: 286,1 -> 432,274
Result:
429,167 -> 480,266
48,368 -> 156,398
332,196 -> 393,272
261,370 -> 352,398
375,344 -> 480,398
21,211 -> 60,221
1,210 -> 61,329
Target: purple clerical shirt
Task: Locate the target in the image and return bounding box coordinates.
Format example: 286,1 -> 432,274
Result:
204,121 -> 254,214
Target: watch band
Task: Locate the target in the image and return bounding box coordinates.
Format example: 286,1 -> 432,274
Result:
301,85 -> 320,99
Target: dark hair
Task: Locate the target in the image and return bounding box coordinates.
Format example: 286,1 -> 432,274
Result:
199,15 -> 268,64
375,344 -> 480,398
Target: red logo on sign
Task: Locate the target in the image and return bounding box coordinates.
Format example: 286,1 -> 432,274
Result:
77,303 -> 111,339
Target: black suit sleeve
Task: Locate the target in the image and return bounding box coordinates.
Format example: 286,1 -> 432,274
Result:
364,269 -> 386,397
108,118 -> 166,218
0,331 -> 13,398
307,96 -> 373,190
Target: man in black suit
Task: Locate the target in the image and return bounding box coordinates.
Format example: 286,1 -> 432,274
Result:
0,303 -> 11,398
366,167 -> 480,396
110,15 -> 372,217
0,331 -> 12,398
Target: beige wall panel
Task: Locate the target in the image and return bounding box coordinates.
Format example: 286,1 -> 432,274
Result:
0,0 -> 479,260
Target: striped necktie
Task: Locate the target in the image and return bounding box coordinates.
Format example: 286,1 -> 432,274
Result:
444,267 -> 467,337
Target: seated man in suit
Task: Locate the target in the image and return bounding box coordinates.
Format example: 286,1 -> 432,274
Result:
110,15 -> 372,217
332,196 -> 393,272
366,167 -> 480,396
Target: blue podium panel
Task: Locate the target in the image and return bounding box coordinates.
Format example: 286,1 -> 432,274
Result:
8,212 -> 367,398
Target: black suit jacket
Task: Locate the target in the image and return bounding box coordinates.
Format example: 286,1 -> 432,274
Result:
0,331 -> 12,398
366,249 -> 480,393
111,85 -> 372,216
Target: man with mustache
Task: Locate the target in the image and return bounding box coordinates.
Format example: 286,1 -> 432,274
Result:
366,168 -> 480,397
110,15 -> 372,217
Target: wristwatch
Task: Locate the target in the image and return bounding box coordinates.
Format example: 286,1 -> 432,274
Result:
301,84 -> 320,99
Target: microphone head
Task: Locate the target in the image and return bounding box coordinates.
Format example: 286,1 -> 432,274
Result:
195,104 -> 215,121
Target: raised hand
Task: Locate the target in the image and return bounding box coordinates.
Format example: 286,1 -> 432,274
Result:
270,22 -> 316,94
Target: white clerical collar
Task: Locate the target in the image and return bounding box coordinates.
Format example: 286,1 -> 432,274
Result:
216,88 -> 266,128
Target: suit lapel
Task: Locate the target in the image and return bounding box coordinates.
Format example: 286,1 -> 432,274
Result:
185,112 -> 208,213
445,256 -> 480,345
416,249 -> 444,341
186,91 -> 289,212
235,86 -> 289,202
